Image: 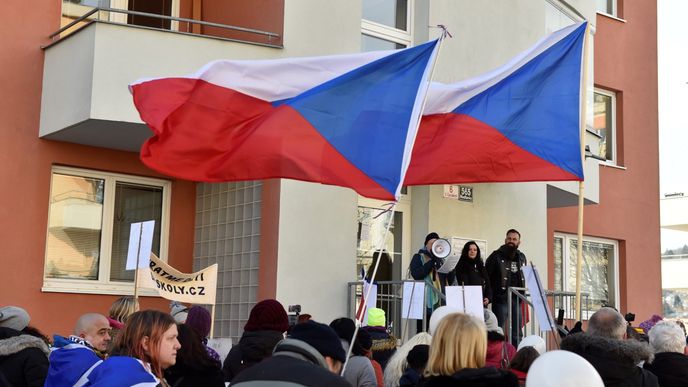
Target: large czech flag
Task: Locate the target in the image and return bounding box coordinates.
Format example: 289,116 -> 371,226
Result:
405,22 -> 587,185
131,40 -> 439,201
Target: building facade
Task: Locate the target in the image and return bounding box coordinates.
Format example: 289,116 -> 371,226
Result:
0,0 -> 659,340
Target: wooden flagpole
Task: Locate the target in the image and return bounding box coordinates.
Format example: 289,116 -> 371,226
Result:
574,22 -> 591,321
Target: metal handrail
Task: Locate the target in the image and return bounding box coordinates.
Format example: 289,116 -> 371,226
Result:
51,6 -> 280,40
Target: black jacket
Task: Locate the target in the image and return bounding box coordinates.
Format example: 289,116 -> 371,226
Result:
222,330 -> 283,382
643,352 -> 688,387
231,338 -> 351,387
561,333 -> 659,387
453,257 -> 492,303
0,327 -> 49,387
485,245 -> 526,304
422,367 -> 519,387
165,362 -> 225,387
363,326 -> 397,370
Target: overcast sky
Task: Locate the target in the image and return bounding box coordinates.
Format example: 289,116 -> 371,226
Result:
658,0 -> 688,250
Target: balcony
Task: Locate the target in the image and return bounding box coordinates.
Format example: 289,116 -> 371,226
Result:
40,8 -> 281,151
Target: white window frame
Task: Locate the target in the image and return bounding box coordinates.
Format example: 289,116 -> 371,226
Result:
42,166 -> 171,295
595,0 -> 617,18
361,0 -> 413,49
554,233 -> 620,311
593,88 -> 617,165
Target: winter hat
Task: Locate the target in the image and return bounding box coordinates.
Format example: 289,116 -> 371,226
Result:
330,317 -> 356,343
428,306 -> 461,335
289,321 -> 347,363
518,335 -> 547,355
639,314 -> 664,334
367,308 -> 386,327
351,328 -> 373,356
244,299 -> 289,333
185,306 -> 211,339
170,301 -> 188,323
407,344 -> 430,369
424,232 -> 440,246
483,308 -> 503,335
0,306 -> 30,331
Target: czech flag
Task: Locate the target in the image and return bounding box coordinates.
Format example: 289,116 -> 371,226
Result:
405,22 -> 587,185
131,40 -> 439,200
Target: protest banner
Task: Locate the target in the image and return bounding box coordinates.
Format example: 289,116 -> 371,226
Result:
138,253 -> 218,305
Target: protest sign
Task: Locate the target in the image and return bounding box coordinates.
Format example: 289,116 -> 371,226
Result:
523,265 -> 555,331
126,220 -> 155,270
445,285 -> 484,319
402,281 -> 425,320
139,253 -> 218,305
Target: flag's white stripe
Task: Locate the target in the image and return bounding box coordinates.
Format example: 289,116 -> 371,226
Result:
397,41 -> 441,199
424,22 -> 584,115
131,49 -> 400,102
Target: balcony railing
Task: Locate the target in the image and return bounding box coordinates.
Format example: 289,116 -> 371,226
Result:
51,6 -> 282,48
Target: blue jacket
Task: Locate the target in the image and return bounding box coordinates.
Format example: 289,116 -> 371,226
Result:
46,336 -> 102,387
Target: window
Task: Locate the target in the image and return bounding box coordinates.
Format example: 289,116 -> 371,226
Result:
43,166 -> 170,294
593,89 -> 617,163
361,0 -> 412,52
553,234 -> 619,315
596,0 -> 617,16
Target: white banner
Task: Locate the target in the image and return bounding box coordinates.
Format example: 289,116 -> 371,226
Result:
402,281 -> 425,320
522,265 -> 554,332
445,285 -> 484,319
138,253 -> 218,305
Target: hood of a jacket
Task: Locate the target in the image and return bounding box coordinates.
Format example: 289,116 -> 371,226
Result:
0,327 -> 49,357
272,337 -> 329,369
644,351 -> 688,381
239,330 -> 284,362
561,333 -> 653,383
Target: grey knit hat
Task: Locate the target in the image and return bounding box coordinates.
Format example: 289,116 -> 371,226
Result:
0,306 -> 30,331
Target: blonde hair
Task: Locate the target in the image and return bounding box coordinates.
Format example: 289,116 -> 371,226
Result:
109,297 -> 140,323
425,313 -> 486,377
383,332 -> 433,387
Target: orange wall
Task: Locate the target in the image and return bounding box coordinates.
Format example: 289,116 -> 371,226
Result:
547,3 -> 661,320
0,2 -> 196,336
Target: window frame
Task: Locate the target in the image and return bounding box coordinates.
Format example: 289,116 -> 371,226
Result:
593,87 -> 617,165
361,0 -> 413,50
595,0 -> 617,18
553,233 -> 620,312
42,166 -> 171,295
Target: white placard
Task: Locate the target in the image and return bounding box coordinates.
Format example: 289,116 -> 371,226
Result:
126,220 -> 155,270
437,254 -> 460,274
522,265 -> 554,331
402,281 -> 426,320
207,338 -> 233,362
445,285 -> 484,319
361,282 -> 378,326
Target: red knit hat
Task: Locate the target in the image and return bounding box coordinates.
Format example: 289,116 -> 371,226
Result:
244,299 -> 289,333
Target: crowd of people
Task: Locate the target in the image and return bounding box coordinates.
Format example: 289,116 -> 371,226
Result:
0,228 -> 684,386
2,297 -> 687,387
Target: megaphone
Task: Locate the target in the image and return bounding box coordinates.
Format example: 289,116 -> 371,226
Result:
431,238 -> 451,259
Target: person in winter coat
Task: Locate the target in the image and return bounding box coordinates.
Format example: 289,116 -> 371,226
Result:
363,308 -> 397,370
399,344 -> 429,386
507,346 -> 539,386
0,306 -> 49,387
223,299 -> 290,382
84,310 -> 181,386
185,306 -> 221,365
231,321 -> 351,387
46,313 -> 111,387
422,312 -> 518,387
560,307 -> 659,387
165,324 -> 225,387
383,332 -> 433,387
330,317 -> 378,387
643,320 -> 688,387
452,241 -> 492,306
483,309 -> 516,369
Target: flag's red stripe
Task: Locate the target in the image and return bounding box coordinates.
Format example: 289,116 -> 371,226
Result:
405,113 -> 580,185
134,78 -> 394,200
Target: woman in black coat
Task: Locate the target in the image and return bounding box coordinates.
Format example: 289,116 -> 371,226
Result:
452,241 -> 492,306
164,324 -> 225,387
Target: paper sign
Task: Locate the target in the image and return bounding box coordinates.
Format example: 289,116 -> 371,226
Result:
445,285 -> 484,319
140,253 -> 218,304
437,254 -> 460,274
360,282 -> 378,326
522,265 -> 554,331
402,281 -> 426,320
126,220 -> 155,270
207,338 -> 233,362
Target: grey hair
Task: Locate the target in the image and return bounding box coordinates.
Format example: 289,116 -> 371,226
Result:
383,332 -> 432,387
588,307 -> 627,339
649,321 -> 686,354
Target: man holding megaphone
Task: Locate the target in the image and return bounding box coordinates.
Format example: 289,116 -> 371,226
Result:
409,232 -> 456,332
